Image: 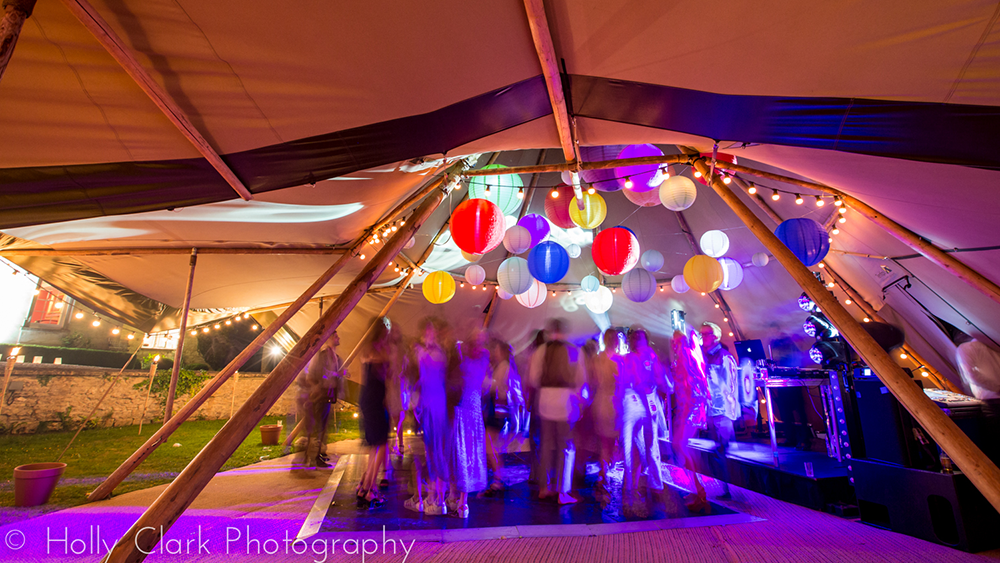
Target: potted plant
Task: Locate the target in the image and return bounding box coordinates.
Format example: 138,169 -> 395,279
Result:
14,462 -> 67,507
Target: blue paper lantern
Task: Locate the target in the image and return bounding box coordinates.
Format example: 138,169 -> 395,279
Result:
527,241 -> 570,284
775,218 -> 830,267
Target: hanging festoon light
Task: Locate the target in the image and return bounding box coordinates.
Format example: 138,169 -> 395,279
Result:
671,275 -> 690,293
422,271 -> 456,304
717,257 -> 745,291
566,243 -> 582,259
517,213 -> 552,249
640,249 -> 664,272
461,250 -> 483,263
465,264 -> 486,286
502,225 -> 533,254
568,192 -> 608,229
699,230 -> 730,258
584,285 -> 614,314
581,274 -> 601,293
751,252 -> 770,267
592,227 -> 640,276
544,185 -> 577,228
683,255 -> 725,293
694,152 -> 737,185
527,241 -> 570,284
467,164 -> 524,216
497,287 -> 514,300
515,279 -> 547,309
622,267 -> 657,303
775,218 -> 830,267
615,144 -> 665,192
659,175 -> 698,211
451,199 -> 505,255
622,185 -> 661,207
579,145 -> 626,191
496,256 -> 534,295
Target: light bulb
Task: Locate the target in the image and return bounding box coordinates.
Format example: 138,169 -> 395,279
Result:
400,219 -> 406,226
863,317 -> 871,323
722,176 -> 732,185
244,313 -> 250,319
225,320 -> 232,325
815,196 -> 824,207
92,320 -> 101,327
659,286 -> 664,291
794,194 -> 804,205
728,332 -> 734,337
360,254 -> 366,260
112,327 -> 120,335
771,190 -> 780,201
693,171 -> 702,178
191,330 -> 198,336
482,285 -> 487,291
587,186 -> 596,195
214,324 -> 221,329
391,224 -> 398,232
832,228 -> 840,235
471,285 -> 476,290
460,282 -> 465,288
251,324 -> 258,330
844,299 -> 852,305
921,371 -> 929,377
484,186 -> 491,195
839,216 -> 847,224
724,317 -> 729,322
747,185 -> 757,195
701,292 -> 706,296
715,304 -> 720,309
127,333 -> 135,340
818,263 -> 825,268
54,302 -> 64,309
838,206 -> 847,214
551,189 -> 559,199
900,352 -> 908,360
625,177 -> 634,189
834,198 -> 843,207
516,188 -> 524,200
75,312 -> 84,319
203,327 -> 210,333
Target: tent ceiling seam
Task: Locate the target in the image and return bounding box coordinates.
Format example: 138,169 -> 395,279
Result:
944,0 -> 1000,103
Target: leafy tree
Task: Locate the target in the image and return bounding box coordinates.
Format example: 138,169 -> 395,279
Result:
195,320 -> 264,371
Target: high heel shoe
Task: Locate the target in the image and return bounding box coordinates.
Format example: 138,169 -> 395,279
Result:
357,488 -> 370,508
366,490 -> 386,510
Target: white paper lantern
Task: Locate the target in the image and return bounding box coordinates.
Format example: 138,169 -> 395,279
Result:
622,268 -> 656,302
567,243 -> 582,258
699,230 -> 730,258
503,225 -> 532,254
752,252 -> 770,267
497,287 -> 513,300
504,215 -> 519,230
497,257 -> 534,295
584,286 -> 614,314
465,264 -> 486,286
671,275 -> 690,294
659,176 -> 698,211
581,275 -> 600,293
640,249 -> 664,272
516,279 -> 547,309
404,237 -> 416,249
718,257 -> 745,291
461,250 -> 482,263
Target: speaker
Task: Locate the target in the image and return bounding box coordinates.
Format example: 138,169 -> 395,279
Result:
853,377 -> 918,466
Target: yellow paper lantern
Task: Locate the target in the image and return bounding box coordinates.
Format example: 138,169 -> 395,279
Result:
568,192 -> 607,229
683,255 -> 724,293
461,250 -> 482,263
422,271 -> 456,304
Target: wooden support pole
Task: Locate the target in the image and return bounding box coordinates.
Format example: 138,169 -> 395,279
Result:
164,250 -> 197,421
137,358 -> 160,436
523,0 -> 576,164
0,346 -> 20,419
228,372 -> 238,419
692,157 -> 1000,514
102,180 -> 448,563
0,0 -> 36,82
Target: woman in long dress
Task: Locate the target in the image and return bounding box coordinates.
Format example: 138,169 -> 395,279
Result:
446,329 -> 490,517
481,337 -> 522,496
590,329 -> 623,507
671,329 -> 710,512
357,318 -> 393,508
405,317 -> 451,515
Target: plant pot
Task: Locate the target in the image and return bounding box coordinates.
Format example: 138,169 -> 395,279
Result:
14,462 -> 66,507
260,424 -> 280,446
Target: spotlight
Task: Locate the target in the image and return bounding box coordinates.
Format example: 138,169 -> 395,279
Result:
794,194 -> 804,205
771,190 -> 780,201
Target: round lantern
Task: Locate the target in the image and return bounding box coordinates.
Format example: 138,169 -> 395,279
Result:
580,145 -> 625,191
659,176 -> 698,211
683,255 -> 725,293
497,257 -> 534,295
467,164 -> 524,216
584,286 -> 614,314
503,225 -> 532,254
451,199 -> 505,255
461,250 -> 482,263
752,252 -> 770,267
516,279 -> 547,309
567,243 -> 582,258
504,215 -> 518,229
465,264 -> 486,286
623,186 -> 661,207
695,153 -> 737,186
699,230 -> 730,258
527,241 -> 570,284
497,287 -> 513,300
640,249 -> 664,272
615,144 -> 665,192
622,268 -> 656,303
717,257 -> 744,291
775,218 -> 830,267
404,237 -> 416,249
592,227 -> 640,276
423,271 -> 456,304
568,192 -> 607,229
581,274 -> 600,293
671,275 -> 690,294
544,185 -> 576,229
517,214 -> 551,248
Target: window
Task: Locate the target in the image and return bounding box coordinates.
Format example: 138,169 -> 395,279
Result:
27,283 -> 69,328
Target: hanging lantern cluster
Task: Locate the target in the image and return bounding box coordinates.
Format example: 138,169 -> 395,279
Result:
467,164 -> 524,216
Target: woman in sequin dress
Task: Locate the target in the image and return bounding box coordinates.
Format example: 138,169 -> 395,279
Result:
407,318 -> 451,515
446,329 -> 489,518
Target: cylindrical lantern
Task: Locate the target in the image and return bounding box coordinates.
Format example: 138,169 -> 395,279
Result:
622,268 -> 656,303
581,274 -> 600,293
584,285 -> 614,314
503,225 -> 532,254
461,250 -> 482,263
497,287 -> 513,300
465,264 -> 486,286
527,241 -> 570,284
496,256 -> 534,295
615,144 -> 665,192
580,145 -> 625,191
404,237 -> 416,249
671,275 -> 690,294
718,257 -> 745,291
623,186 -> 661,207
695,152 -> 737,186
683,255 -> 724,293
640,249 -> 664,272
568,192 -> 607,229
699,230 -> 730,258
567,243 -> 582,258
467,164 -> 524,216
752,252 -> 770,267
422,271 -> 456,304
592,227 -> 640,276
451,199 -> 505,255
516,279 -> 547,309
659,176 -> 698,211
517,213 -> 551,248
775,218 -> 830,267
544,185 -> 576,229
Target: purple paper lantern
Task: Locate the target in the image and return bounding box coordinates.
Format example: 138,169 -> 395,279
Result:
615,144 -> 664,192
775,218 -> 830,267
579,145 -> 625,192
517,213 -> 551,248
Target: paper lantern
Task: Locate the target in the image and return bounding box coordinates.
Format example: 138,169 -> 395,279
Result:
527,241 -> 570,284
567,243 -> 582,258
752,252 -> 769,267
592,227 -> 640,276
671,275 -> 690,294
699,230 -> 730,258
467,164 -> 524,216
718,257 -> 744,291
503,225 -> 532,254
623,268 -> 656,303
451,199 -> 505,254
640,250 -> 664,272
580,145 -> 625,191
695,152 -> 737,186
516,279 -> 547,309
581,275 -> 600,293
775,218 -> 830,267
568,192 -> 607,229
584,286 -> 614,314
461,250 -> 482,263
659,176 -> 698,211
423,271 -> 455,304
615,144 -> 664,192
497,287 -> 513,300
623,186 -> 661,207
404,237 -> 416,249
544,185 -> 576,228
497,257 -> 534,295
465,264 -> 486,286
683,255 -> 724,293
517,213 -> 551,248
504,215 -> 518,229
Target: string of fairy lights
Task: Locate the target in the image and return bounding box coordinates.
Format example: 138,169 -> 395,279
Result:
187,312 -> 259,337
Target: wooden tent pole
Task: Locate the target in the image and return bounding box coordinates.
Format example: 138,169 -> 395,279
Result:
164,250 -> 197,421
0,0 -> 36,82
523,0 -> 576,164
103,180 -> 448,563
228,372 -> 238,419
692,157 -> 1000,514
136,358 -> 160,436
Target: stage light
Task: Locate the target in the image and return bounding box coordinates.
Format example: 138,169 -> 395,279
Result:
798,293 -> 816,312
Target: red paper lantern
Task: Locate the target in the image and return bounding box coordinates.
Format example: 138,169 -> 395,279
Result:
544,185 -> 576,229
450,199 -> 505,255
592,227 -> 640,276
695,152 -> 737,185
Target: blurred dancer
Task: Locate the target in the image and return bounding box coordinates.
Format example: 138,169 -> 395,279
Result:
590,328 -> 623,506
294,331 -> 343,471
405,318 -> 451,514
672,329 -> 710,512
445,329 -> 490,518
482,337 -> 522,496
700,322 -> 739,498
357,318 -> 393,508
